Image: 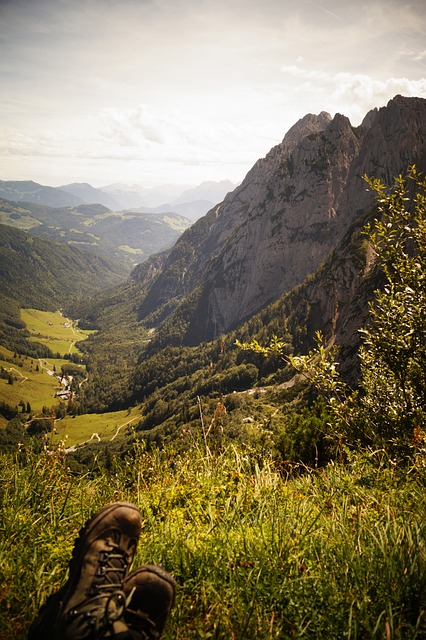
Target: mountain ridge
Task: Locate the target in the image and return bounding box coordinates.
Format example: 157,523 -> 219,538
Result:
0,197 -> 191,269
129,95 -> 426,348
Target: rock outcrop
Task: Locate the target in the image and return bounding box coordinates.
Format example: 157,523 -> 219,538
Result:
134,95 -> 426,346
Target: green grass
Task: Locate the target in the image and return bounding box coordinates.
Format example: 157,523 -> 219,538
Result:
0,309 -> 92,415
0,347 -> 70,414
0,314 -> 142,446
0,344 -> 142,445
1,442 -> 425,639
52,407 -> 142,448
20,309 -> 95,356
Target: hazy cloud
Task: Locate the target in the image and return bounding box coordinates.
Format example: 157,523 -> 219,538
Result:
281,66 -> 426,123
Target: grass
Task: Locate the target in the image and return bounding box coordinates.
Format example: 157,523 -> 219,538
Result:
0,309 -> 92,417
1,441 -> 425,639
0,347 -> 70,414
0,317 -> 142,446
0,209 -> 40,231
20,309 -> 95,356
51,406 -> 143,448
0,344 -> 142,446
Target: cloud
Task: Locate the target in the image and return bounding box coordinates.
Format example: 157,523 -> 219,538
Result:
98,103 -> 278,163
332,74 -> 426,106
100,106 -> 171,146
281,66 -> 426,122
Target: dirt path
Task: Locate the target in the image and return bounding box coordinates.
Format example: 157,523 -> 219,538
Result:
8,367 -> 28,383
110,416 -> 140,441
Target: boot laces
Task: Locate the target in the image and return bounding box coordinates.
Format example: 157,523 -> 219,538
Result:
66,542 -> 130,633
90,542 -> 130,595
125,607 -> 159,640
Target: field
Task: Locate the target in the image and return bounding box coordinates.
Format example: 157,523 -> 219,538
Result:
20,308 -> 94,356
0,311 -> 142,445
0,345 -> 71,414
51,406 -> 142,448
1,443 -> 426,639
0,307 -> 89,416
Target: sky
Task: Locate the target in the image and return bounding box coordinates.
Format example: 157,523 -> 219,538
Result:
1,0 -> 426,189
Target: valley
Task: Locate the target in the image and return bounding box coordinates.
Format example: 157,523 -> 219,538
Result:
0,309 -> 143,447
20,309 -> 94,355
0,308 -> 89,412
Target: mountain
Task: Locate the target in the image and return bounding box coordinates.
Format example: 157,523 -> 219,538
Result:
116,184 -> 190,209
2,96 -> 425,427
0,198 -> 191,269
0,180 -> 83,208
96,184 -> 150,210
169,180 -> 237,220
129,200 -> 223,221
174,180 -> 237,205
64,94 -> 426,420
129,96 -> 426,348
60,182 -> 121,210
102,180 -> 238,219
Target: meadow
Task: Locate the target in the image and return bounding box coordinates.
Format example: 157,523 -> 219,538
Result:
0,307 -> 87,419
20,309 -> 94,356
52,407 -> 142,448
0,345 -> 70,416
0,441 -> 425,639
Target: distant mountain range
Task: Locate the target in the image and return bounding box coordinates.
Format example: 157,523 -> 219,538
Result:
0,180 -> 82,208
0,179 -> 238,221
97,180 -> 238,219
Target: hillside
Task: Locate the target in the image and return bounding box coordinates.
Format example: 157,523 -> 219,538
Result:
0,198 -> 191,269
0,224 -> 126,357
59,182 -> 121,210
0,180 -> 83,208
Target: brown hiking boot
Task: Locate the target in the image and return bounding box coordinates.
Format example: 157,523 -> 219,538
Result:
123,565 -> 176,639
28,502 -> 142,640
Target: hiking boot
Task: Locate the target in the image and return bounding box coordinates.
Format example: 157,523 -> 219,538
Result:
123,565 -> 176,639
28,502 -> 142,640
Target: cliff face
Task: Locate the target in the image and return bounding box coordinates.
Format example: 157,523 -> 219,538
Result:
134,95 -> 426,346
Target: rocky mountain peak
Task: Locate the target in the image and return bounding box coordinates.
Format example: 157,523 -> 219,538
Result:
135,95 -> 426,347
282,111 -> 332,148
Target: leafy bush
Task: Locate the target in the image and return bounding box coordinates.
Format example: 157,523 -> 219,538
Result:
245,167 -> 426,463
